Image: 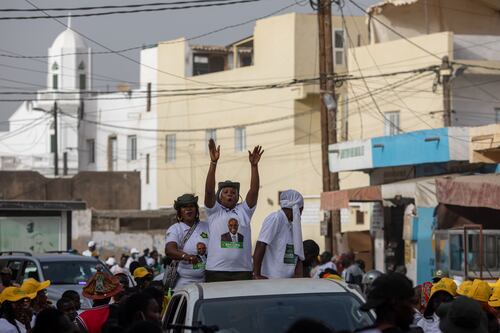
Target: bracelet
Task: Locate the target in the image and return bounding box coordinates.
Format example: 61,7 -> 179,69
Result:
181,253 -> 186,260
210,161 -> 217,166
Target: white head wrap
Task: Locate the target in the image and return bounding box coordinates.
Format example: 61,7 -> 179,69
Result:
280,189 -> 305,261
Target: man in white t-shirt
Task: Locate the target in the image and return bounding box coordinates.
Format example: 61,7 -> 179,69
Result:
204,138 -> 263,282
253,190 -> 305,279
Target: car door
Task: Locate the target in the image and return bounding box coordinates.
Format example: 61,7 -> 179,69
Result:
163,294 -> 183,332
172,295 -> 188,333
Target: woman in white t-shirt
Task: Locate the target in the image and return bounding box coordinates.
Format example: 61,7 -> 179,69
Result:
204,139 -> 264,282
165,194 -> 209,289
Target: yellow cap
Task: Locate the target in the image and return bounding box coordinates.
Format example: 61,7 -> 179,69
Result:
430,277 -> 457,298
0,287 -> 36,303
20,278 -> 51,294
323,273 -> 342,281
489,287 -> 500,308
133,267 -> 152,279
488,278 -> 500,288
457,280 -> 473,296
467,279 -> 492,302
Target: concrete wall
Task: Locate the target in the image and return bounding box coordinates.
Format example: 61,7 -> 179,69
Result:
452,74 -> 500,126
0,171 -> 140,209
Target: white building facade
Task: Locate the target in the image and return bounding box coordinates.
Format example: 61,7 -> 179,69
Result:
0,20 -> 158,209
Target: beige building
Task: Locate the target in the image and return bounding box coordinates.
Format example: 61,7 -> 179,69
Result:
154,13 -> 367,247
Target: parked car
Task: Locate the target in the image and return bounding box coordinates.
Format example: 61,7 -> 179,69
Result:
0,251 -> 110,309
162,278 -> 374,333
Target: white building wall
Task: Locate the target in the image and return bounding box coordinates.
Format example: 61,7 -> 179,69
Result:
80,47 -> 158,209
452,74 -> 500,127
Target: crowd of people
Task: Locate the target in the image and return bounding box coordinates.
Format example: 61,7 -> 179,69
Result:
1,139 -> 500,333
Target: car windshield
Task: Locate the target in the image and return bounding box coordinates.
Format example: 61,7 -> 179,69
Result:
40,261 -> 102,285
194,293 -> 374,333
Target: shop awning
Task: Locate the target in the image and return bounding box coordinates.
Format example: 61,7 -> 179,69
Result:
321,176 -> 439,210
320,186 -> 381,210
381,176 -> 437,208
436,174 -> 500,210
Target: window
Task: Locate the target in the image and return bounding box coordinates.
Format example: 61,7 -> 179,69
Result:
146,154 -> 150,184
166,134 -> 176,162
205,129 -> 217,153
22,260 -> 39,281
86,139 -> 95,164
495,108 -> 500,123
108,136 -> 118,171
146,82 -> 152,112
52,62 -> 59,71
192,54 -> 225,76
235,127 -> 246,152
384,111 -> 400,136
52,74 -> 58,90
334,30 -> 345,66
127,135 -> 137,161
50,134 -> 56,153
78,61 -> 85,70
79,74 -> 86,90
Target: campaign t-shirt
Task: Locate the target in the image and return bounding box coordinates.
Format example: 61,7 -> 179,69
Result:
205,201 -> 255,272
165,221 -> 209,286
257,209 -> 298,278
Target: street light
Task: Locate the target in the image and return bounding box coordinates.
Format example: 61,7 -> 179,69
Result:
33,101 -> 59,176
322,92 -> 337,111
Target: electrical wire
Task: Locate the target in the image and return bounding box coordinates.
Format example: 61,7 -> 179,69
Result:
0,0 -> 264,20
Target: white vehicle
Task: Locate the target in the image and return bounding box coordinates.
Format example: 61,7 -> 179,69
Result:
162,278 -> 374,333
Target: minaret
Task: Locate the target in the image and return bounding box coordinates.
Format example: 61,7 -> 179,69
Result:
47,14 -> 92,91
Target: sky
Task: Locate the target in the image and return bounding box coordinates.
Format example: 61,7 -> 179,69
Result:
0,0 -> 378,126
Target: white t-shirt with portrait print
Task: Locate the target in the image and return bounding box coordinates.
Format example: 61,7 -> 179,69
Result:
205,201 -> 256,272
165,221 -> 209,287
257,209 -> 298,279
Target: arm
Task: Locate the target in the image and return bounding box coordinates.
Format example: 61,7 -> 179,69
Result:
204,139 -> 220,209
246,145 -> 264,209
165,242 -> 199,265
294,260 -> 303,278
252,241 -> 268,279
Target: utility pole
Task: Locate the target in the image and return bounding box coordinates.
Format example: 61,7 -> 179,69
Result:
317,0 -> 340,253
53,101 -> 59,176
441,56 -> 452,127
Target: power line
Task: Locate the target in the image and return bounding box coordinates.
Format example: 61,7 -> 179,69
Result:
1,0 -> 251,12
0,0 -> 264,20
0,1 -> 298,60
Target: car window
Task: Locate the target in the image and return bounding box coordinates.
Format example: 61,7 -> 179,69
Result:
7,260 -> 24,283
40,260 -> 104,285
163,294 -> 182,329
173,296 -> 187,333
194,293 -> 374,333
21,260 -> 40,281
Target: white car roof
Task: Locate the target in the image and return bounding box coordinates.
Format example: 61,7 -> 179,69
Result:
179,278 -> 353,300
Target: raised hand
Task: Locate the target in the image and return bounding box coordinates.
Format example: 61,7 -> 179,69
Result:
248,145 -> 264,166
208,138 -> 220,162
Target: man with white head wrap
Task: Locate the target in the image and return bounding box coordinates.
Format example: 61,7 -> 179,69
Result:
253,189 -> 305,279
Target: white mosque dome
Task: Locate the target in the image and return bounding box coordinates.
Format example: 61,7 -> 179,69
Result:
50,17 -> 87,50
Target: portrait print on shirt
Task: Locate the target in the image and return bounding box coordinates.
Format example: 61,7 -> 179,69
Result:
193,242 -> 207,270
284,244 -> 297,265
220,218 -> 244,249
